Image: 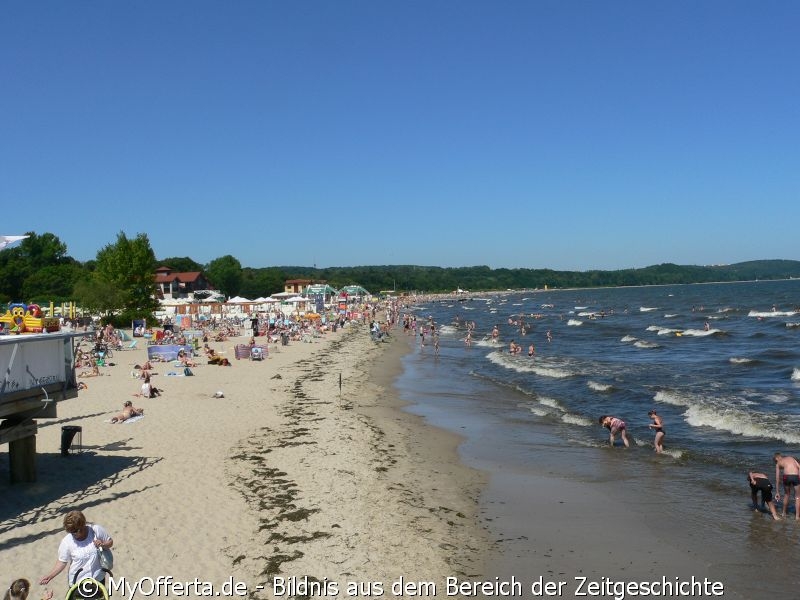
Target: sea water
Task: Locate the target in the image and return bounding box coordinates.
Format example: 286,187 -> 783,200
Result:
395,279 -> 800,597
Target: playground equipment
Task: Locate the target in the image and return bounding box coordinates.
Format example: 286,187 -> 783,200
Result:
0,302 -> 61,334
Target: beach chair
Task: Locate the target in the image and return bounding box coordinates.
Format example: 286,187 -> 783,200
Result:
250,347 -> 264,361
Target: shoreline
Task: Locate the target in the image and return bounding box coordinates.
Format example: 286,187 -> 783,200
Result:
1,324 -> 490,596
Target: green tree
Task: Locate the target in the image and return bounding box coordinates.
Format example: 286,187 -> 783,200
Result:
206,255 -> 243,298
73,275 -> 127,317
158,256 -> 204,273
22,263 -> 85,303
91,232 -> 159,318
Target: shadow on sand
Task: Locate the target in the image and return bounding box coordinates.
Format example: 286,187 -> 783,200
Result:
0,448 -> 162,552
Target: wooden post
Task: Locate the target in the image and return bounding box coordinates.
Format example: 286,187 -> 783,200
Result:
2,419 -> 38,483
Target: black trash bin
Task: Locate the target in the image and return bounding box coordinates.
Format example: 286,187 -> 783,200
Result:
61,426 -> 82,456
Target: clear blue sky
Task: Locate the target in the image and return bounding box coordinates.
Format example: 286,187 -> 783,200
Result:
2,2 -> 798,270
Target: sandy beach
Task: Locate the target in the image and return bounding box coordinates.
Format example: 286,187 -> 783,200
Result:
1,324 -> 487,598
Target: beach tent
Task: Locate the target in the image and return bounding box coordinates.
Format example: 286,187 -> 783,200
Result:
340,285 -> 371,298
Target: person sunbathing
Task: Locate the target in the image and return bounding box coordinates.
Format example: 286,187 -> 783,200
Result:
110,400 -> 144,423
78,363 -> 101,378
208,355 -> 231,366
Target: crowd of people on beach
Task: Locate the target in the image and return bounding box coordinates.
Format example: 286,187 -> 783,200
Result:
8,300 -> 399,596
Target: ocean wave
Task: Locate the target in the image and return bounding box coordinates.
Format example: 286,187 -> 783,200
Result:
654,390 -> 693,407
567,319 -> 583,326
651,326 -> 683,336
538,396 -> 563,410
792,368 -> 800,382
680,328 -> 722,337
684,405 -> 800,445
787,322 -> 800,328
639,306 -> 659,312
561,413 -> 594,427
438,325 -> 458,335
587,380 -> 615,393
664,313 -> 679,318
620,335 -> 637,343
748,310 -> 799,318
729,357 -> 756,365
473,338 -> 500,348
634,340 -> 661,349
486,351 -> 574,378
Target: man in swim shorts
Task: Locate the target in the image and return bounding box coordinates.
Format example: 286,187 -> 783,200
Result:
773,452 -> 800,519
747,470 -> 780,520
599,415 -> 630,448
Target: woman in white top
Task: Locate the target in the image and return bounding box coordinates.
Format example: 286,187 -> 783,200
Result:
40,511 -> 113,586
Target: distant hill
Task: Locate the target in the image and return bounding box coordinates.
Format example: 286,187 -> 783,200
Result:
270,259 -> 800,293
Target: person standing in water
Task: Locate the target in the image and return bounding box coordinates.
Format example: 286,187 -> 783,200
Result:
774,452 -> 800,519
648,409 -> 665,453
599,415 -> 630,448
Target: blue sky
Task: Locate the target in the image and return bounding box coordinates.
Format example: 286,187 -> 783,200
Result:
2,2 -> 798,270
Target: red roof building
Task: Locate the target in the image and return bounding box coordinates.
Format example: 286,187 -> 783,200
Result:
155,266 -> 212,299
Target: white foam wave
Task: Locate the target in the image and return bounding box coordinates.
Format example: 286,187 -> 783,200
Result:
486,352 -> 573,378
662,448 -> 685,459
567,319 -> 583,326
729,357 -> 755,364
538,396 -> 563,410
561,413 -> 594,427
664,314 -> 679,318
792,368 -> 800,382
528,406 -> 549,417
640,306 -> 659,312
634,340 -> 660,349
438,325 -> 458,335
620,335 -> 637,343
787,322 -> 800,328
681,328 -> 721,337
473,338 -> 499,348
574,306 -> 588,310
588,381 -> 614,392
653,327 -> 682,336
654,390 -> 693,407
748,310 -> 799,318
684,405 -> 800,445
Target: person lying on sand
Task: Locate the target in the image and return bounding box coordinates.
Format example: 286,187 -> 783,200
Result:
77,363 -> 101,378
110,400 -> 144,423
208,356 -> 231,366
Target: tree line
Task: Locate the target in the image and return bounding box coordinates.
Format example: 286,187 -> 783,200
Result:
1,231 -> 798,325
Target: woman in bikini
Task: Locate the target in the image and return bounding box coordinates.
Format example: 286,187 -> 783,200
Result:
648,409 -> 665,453
111,400 -> 144,423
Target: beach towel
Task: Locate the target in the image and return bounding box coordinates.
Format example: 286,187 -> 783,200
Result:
123,415 -> 145,424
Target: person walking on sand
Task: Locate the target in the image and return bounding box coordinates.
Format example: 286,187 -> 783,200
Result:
773,452 -> 800,519
648,410 -> 665,453
599,415 -> 630,448
747,471 -> 780,520
40,511 -> 113,586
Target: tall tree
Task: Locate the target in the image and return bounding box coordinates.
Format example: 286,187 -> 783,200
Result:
92,232 -> 159,317
206,255 -> 243,298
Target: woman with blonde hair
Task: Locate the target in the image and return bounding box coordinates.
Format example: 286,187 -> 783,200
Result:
39,511 -> 113,586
